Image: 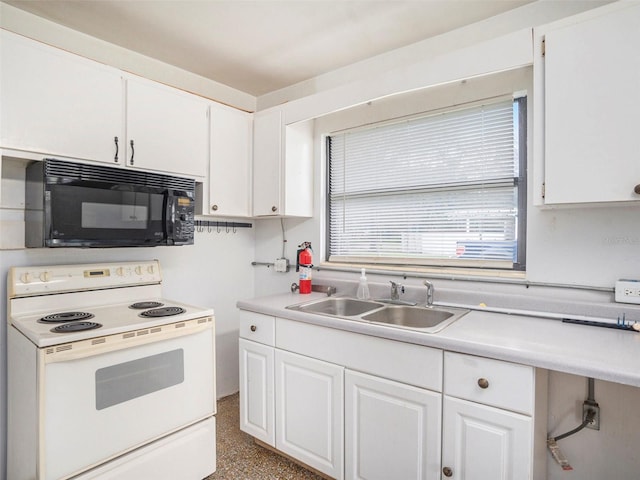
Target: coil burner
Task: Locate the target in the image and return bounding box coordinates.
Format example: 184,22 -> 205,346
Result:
50,321 -> 102,333
129,301 -> 164,310
139,307 -> 186,318
40,312 -> 95,323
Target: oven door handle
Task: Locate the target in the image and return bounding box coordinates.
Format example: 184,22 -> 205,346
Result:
41,317 -> 213,364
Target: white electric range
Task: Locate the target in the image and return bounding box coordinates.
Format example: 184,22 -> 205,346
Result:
7,260 -> 217,480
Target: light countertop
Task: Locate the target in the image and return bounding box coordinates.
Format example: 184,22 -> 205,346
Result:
237,292 -> 640,388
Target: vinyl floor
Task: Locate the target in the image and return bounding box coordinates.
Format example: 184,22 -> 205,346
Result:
206,393 -> 325,480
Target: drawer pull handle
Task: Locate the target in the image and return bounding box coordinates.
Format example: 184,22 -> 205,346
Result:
443,466 -> 453,477
250,325 -> 257,332
478,377 -> 490,389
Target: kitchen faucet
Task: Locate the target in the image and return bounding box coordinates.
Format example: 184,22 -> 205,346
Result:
423,280 -> 434,306
390,281 -> 404,300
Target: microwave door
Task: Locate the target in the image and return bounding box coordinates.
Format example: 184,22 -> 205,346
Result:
45,183 -> 167,247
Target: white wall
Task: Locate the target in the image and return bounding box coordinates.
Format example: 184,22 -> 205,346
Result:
258,0 -> 612,110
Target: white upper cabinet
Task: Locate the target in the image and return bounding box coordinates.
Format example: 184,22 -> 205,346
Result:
125,76 -> 208,178
535,2 -> 640,205
253,108 -> 313,217
1,31 -> 209,179
207,103 -> 252,217
1,30 -> 123,164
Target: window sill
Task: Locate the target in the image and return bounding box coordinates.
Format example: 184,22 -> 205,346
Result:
318,261 -> 526,283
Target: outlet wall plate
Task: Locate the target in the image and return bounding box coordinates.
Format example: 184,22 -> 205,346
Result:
583,401 -> 600,431
615,279 -> 640,304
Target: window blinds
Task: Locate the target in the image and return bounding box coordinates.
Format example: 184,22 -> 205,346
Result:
328,99 -> 523,269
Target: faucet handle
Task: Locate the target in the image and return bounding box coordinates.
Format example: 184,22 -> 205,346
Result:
423,280 -> 434,306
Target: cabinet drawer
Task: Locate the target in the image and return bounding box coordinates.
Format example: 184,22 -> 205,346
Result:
239,310 -> 275,345
444,352 -> 534,415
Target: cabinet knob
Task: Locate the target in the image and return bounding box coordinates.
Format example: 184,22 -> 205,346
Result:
211,204 -> 218,211
477,377 -> 490,389
271,205 -> 277,212
443,466 -> 453,477
634,185 -> 640,195
250,325 -> 257,332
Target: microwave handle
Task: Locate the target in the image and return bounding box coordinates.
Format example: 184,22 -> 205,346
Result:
165,194 -> 175,243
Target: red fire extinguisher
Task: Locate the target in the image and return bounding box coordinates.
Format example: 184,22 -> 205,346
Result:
296,242 -> 313,294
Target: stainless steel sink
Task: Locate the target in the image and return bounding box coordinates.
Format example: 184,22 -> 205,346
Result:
362,305 -> 469,332
287,296 -> 468,334
287,297 -> 384,316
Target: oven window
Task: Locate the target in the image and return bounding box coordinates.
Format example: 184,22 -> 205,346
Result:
95,349 -> 184,410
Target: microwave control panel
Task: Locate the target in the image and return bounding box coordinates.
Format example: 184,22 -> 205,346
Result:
172,195 -> 195,245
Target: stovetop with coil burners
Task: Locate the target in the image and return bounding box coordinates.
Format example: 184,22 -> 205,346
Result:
8,261 -> 213,348
12,297 -> 212,347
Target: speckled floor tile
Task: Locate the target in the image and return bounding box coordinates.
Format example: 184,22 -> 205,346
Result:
207,393 -> 325,480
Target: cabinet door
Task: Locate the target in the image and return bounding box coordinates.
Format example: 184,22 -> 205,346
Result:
239,339 -> 275,446
345,370 -> 441,480
442,396 -> 532,480
1,31 -> 123,163
541,3 -> 640,204
208,104 -> 252,216
275,349 -> 344,479
126,77 -> 208,178
252,108 -> 282,216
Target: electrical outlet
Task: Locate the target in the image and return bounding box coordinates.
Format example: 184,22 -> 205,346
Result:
583,401 -> 600,431
274,258 -> 290,273
615,279 -> 640,304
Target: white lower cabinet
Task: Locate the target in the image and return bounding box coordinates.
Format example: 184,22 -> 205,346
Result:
441,396 -> 531,480
238,312 -> 547,480
239,338 -> 275,446
442,352 -> 547,480
345,370 -> 441,480
275,349 -> 344,479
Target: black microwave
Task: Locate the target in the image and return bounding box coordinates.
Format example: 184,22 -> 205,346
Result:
25,159 -> 195,248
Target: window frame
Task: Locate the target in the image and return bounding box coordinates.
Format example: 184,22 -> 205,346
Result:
324,94 -> 528,272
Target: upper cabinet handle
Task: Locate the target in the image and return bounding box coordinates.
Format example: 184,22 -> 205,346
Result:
130,139 -> 135,165
114,136 -> 119,161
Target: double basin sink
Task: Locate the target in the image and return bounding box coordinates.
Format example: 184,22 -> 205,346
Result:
286,297 -> 469,333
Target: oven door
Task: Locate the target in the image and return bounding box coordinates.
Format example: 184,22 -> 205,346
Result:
38,319 -> 215,480
45,180 -> 169,247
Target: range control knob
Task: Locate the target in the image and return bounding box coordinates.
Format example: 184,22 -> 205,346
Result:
39,271 -> 51,282
20,273 -> 31,284
115,267 -> 125,276
135,266 -> 143,275
147,265 -> 155,274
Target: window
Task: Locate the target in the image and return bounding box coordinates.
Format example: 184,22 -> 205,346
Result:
327,96 -> 526,270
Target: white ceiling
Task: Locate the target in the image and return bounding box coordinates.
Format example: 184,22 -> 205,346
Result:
3,0 -> 533,97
